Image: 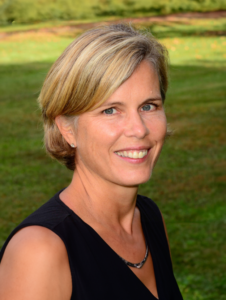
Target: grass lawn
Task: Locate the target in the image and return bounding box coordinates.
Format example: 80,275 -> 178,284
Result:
0,16 -> 225,299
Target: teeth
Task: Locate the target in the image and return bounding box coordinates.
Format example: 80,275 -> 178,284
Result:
116,150 -> 148,159
133,152 -> 139,159
138,151 -> 144,158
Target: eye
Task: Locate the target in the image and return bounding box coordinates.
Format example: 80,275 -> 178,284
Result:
141,104 -> 156,112
103,108 -> 117,115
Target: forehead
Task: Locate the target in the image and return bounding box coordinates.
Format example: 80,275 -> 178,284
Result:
104,61 -> 161,104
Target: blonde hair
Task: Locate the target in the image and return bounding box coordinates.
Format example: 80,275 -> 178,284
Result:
38,23 -> 169,170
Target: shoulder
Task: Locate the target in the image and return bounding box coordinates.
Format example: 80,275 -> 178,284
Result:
20,190 -> 70,229
0,190 -> 71,261
3,225 -> 67,259
137,194 -> 168,234
0,226 -> 72,300
137,194 -> 162,221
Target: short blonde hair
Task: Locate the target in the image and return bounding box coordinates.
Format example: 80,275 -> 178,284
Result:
38,23 -> 169,170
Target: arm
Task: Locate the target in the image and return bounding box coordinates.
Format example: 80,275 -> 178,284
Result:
0,226 -> 72,300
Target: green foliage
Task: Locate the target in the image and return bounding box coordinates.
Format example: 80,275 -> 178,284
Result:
0,0 -> 226,24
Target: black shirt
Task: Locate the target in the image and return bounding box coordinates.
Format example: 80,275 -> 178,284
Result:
0,190 -> 183,300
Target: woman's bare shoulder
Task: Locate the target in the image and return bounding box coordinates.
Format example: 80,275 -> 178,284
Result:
0,226 -> 72,300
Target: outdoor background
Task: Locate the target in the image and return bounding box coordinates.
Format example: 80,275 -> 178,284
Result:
0,0 -> 226,299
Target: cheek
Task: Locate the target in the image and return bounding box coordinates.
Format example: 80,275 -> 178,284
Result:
76,119 -> 122,158
95,118 -> 123,144
147,114 -> 167,139
159,115 -> 167,137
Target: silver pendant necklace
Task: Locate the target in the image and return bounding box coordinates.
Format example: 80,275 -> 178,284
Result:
119,241 -> 149,269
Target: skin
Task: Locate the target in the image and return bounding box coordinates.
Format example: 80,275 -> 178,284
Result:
0,60 -> 168,300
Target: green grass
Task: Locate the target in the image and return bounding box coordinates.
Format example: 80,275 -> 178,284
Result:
0,17 -> 225,300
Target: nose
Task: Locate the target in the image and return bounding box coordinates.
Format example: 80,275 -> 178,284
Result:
124,111 -> 149,139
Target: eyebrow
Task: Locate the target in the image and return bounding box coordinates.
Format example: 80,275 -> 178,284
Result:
101,98 -> 162,107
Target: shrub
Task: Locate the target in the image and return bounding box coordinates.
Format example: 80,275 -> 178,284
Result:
0,0 -> 226,24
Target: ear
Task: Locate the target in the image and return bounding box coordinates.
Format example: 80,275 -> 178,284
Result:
55,115 -> 76,148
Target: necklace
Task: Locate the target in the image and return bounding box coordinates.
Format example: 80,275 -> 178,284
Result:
119,241 -> 149,269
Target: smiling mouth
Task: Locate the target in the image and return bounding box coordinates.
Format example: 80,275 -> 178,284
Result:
115,149 -> 148,159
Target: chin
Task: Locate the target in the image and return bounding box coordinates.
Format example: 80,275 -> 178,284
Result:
116,171 -> 152,187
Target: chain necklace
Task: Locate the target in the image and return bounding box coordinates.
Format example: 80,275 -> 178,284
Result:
119,241 -> 149,269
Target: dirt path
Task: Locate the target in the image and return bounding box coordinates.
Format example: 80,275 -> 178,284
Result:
75,10 -> 226,30
0,10 -> 226,39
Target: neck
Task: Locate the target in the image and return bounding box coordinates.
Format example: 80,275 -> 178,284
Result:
60,167 -> 139,235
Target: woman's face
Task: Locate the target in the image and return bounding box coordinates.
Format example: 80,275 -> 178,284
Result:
73,60 -> 167,187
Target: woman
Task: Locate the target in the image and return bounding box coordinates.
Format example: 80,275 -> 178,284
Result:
0,24 -> 183,300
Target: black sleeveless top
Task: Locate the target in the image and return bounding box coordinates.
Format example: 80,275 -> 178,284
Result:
0,190 -> 183,300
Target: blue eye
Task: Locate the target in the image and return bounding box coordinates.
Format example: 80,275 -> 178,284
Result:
103,108 -> 117,115
141,104 -> 155,111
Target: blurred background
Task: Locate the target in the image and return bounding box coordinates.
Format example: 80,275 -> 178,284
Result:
0,0 -> 225,299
